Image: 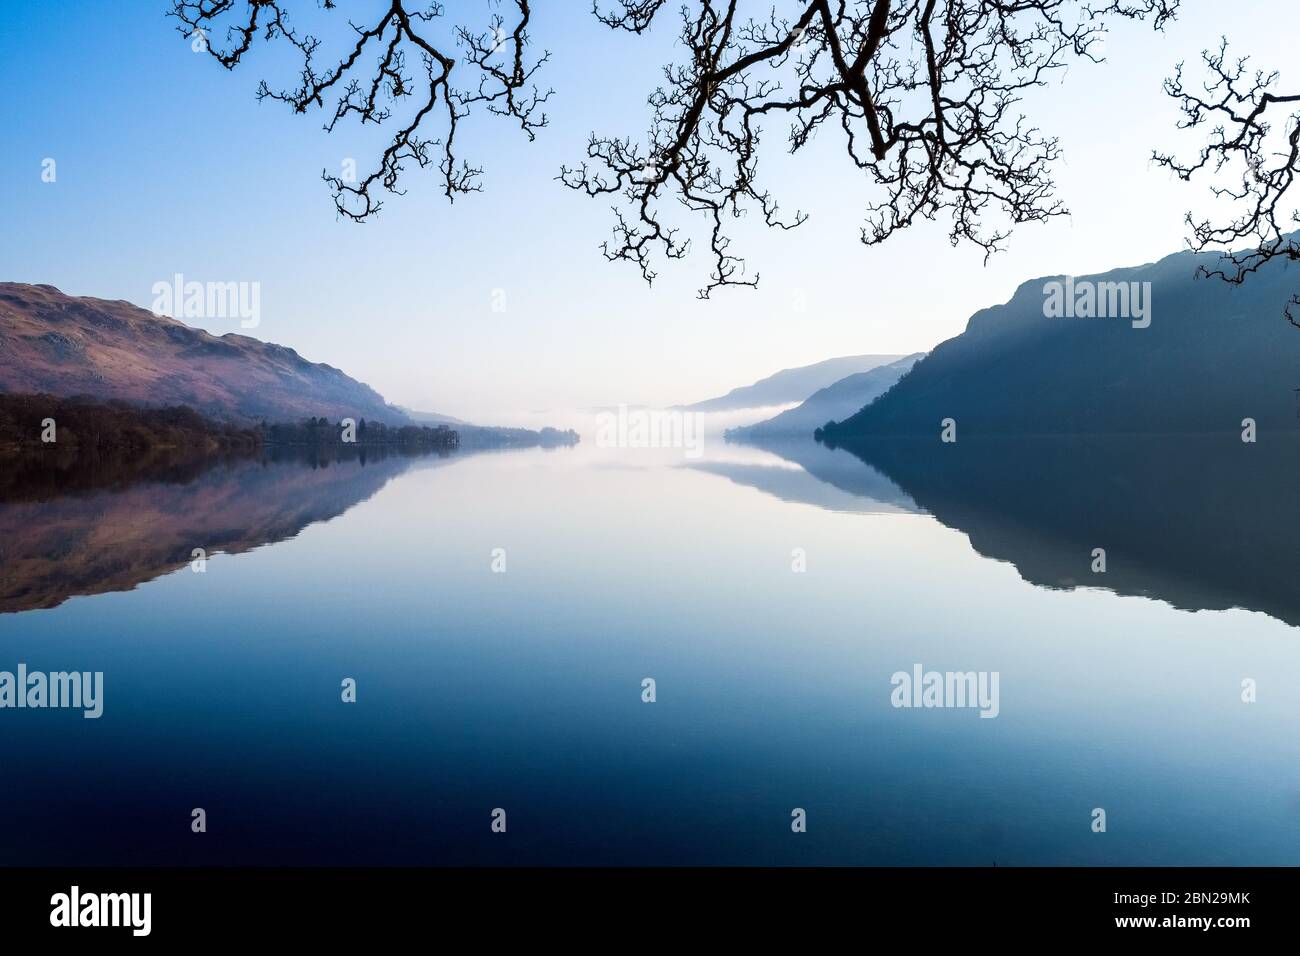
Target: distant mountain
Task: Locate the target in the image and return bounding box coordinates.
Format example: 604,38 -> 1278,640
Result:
0,283 -> 408,425
681,354 -> 907,412
728,354 -> 924,439
820,247 -> 1300,438
400,406 -> 469,427
402,406 -> 578,448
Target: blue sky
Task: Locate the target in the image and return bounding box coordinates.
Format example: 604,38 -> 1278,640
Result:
1,1 -> 1293,421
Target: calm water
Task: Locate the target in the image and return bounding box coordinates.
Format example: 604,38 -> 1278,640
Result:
2,435 -> 1299,865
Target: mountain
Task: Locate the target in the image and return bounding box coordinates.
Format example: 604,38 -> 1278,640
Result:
681,354 -> 908,412
401,406 -> 578,448
819,247 -> 1300,438
0,283 -> 408,425
727,353 -> 924,439
399,406 -> 469,427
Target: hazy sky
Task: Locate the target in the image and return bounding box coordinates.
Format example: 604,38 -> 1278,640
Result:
1,1 -> 1292,421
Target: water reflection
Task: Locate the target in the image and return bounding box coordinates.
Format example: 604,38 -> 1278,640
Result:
689,437 -> 917,513
729,434 -> 1300,628
0,446 -> 451,614
3,436 -> 1297,865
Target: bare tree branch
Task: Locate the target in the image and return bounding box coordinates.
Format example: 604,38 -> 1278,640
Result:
561,0 -> 1179,297
170,0 -> 553,219
1154,39 -> 1300,325
173,1 -> 1183,299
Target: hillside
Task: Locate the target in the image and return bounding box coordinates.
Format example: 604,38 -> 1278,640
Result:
820,248 -> 1300,438
681,353 -> 906,412
728,354 -> 924,439
0,283 -> 408,425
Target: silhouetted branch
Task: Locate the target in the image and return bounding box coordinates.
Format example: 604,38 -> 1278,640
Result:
170,0 -> 552,219
562,0 -> 1179,297
1154,39 -> 1300,325
172,1 -> 1181,299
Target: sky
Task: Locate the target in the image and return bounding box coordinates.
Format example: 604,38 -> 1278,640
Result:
1,1 -> 1294,422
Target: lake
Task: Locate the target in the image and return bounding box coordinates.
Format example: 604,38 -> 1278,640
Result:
2,434 -> 1299,865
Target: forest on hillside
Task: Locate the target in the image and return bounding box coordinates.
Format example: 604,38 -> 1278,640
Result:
0,394 -> 460,454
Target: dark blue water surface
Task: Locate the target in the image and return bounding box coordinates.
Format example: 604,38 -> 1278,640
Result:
2,436 -> 1299,865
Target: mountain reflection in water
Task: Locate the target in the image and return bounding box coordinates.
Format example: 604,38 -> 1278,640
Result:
0,446 -> 450,614
723,434 -> 1300,629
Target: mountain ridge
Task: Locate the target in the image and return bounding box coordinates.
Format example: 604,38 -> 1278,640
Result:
680,353 -> 908,412
728,353 -> 925,439
0,282 -> 409,425
820,246 -> 1300,438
